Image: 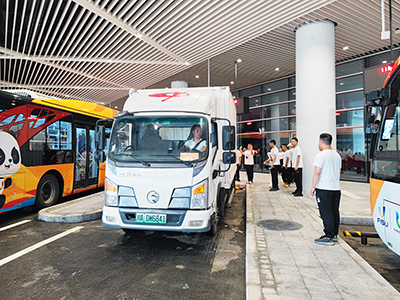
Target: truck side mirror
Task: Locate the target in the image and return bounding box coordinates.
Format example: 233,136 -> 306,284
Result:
95,150 -> 106,163
222,125 -> 235,150
223,152 -> 236,164
95,125 -> 106,150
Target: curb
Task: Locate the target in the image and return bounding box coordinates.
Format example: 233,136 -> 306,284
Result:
38,192 -> 103,223
340,217 -> 374,226
38,210 -> 102,223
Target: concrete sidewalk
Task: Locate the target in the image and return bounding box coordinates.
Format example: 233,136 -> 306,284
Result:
246,172 -> 400,300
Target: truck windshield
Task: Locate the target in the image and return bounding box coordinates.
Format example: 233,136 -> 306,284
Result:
108,116 -> 208,164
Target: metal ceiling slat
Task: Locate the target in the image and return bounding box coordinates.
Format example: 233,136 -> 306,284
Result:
142,0 -> 190,36
133,0 -> 165,29
121,0 -> 147,23
125,0 -> 156,26
115,0 -> 137,19
34,1 -> 74,89
12,0 -> 28,82
171,0 -> 320,55
79,20 -> 112,57
137,0 -> 177,31
106,0 -> 120,13
25,1 -> 45,83
18,2 -> 36,80
156,0 -> 223,43
72,17 -> 104,57
58,7 -> 88,57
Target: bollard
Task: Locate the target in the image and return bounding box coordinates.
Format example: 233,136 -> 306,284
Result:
343,231 -> 380,245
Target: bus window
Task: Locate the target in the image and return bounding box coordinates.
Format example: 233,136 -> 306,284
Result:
377,105 -> 399,152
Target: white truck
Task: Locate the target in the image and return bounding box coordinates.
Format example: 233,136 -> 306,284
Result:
95,87 -> 237,235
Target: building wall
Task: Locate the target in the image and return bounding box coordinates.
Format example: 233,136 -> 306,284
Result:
236,49 -> 400,182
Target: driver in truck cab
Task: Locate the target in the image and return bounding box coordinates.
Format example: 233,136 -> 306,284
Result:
182,124 -> 207,152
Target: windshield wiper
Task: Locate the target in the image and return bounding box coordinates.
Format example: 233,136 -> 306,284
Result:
158,155 -> 193,167
118,153 -> 151,167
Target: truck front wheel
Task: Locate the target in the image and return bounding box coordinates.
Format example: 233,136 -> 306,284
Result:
217,188 -> 225,218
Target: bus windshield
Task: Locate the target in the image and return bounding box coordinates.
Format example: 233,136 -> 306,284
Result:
108,116 -> 209,164
373,104 -> 400,181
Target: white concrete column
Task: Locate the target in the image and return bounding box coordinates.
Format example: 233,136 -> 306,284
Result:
296,20 -> 336,194
271,103 -> 280,142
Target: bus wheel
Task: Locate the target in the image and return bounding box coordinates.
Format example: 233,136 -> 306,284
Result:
35,174 -> 60,209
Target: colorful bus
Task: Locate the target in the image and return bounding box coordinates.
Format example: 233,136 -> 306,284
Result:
366,56 -> 400,256
0,90 -> 117,213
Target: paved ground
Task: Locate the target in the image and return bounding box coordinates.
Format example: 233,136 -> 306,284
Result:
20,171 -> 400,299
246,172 -> 400,300
0,190 -> 246,300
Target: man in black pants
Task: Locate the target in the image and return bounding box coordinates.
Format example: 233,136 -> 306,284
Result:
265,140 -> 280,191
311,133 -> 342,246
291,137 -> 303,196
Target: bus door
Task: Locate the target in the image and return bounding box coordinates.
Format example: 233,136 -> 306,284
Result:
75,126 -> 97,189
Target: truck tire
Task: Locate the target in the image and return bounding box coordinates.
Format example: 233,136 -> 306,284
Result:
218,188 -> 225,218
35,174 -> 60,209
207,214 -> 217,236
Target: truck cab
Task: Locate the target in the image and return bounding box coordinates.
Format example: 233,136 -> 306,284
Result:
97,87 -> 237,235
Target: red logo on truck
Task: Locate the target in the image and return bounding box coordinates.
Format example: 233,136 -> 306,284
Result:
148,92 -> 190,102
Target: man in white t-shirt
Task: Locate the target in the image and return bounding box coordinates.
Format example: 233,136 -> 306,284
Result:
291,137 -> 303,196
311,133 -> 342,246
265,139 -> 280,191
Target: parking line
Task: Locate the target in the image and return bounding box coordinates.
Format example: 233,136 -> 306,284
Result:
0,226 -> 84,267
0,220 -> 31,232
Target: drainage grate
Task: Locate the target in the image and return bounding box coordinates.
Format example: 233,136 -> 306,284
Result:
256,219 -> 303,231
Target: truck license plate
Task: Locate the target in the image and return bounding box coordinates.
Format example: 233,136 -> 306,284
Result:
136,213 -> 167,224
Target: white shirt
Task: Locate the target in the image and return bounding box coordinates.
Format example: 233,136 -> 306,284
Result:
236,149 -> 242,165
184,139 -> 206,150
292,146 -> 303,168
284,150 -> 291,167
313,149 -> 341,191
243,150 -> 254,165
270,146 -> 280,166
279,151 -> 285,160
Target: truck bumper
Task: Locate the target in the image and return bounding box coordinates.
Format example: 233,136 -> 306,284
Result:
102,206 -> 214,233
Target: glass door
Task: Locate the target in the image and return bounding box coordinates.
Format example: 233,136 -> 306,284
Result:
75,127 -> 87,186
75,126 -> 98,188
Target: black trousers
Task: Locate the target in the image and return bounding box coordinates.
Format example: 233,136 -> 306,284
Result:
281,167 -> 288,183
316,189 -> 341,238
245,165 -> 254,182
235,164 -> 241,181
294,168 -> 303,193
271,165 -> 280,188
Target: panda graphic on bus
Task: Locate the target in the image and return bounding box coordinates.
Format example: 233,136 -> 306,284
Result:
0,131 -> 21,206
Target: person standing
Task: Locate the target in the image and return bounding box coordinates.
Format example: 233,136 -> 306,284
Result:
280,144 -> 289,187
265,140 -> 280,191
291,137 -> 303,196
235,146 -> 242,181
311,133 -> 342,246
240,144 -> 254,184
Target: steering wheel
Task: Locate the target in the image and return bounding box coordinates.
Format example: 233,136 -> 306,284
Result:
123,145 -> 133,151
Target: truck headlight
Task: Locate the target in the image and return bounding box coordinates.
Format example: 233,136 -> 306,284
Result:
191,179 -> 208,209
105,178 -> 118,207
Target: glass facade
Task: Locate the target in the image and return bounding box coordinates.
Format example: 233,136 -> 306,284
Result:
236,51 -> 396,182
